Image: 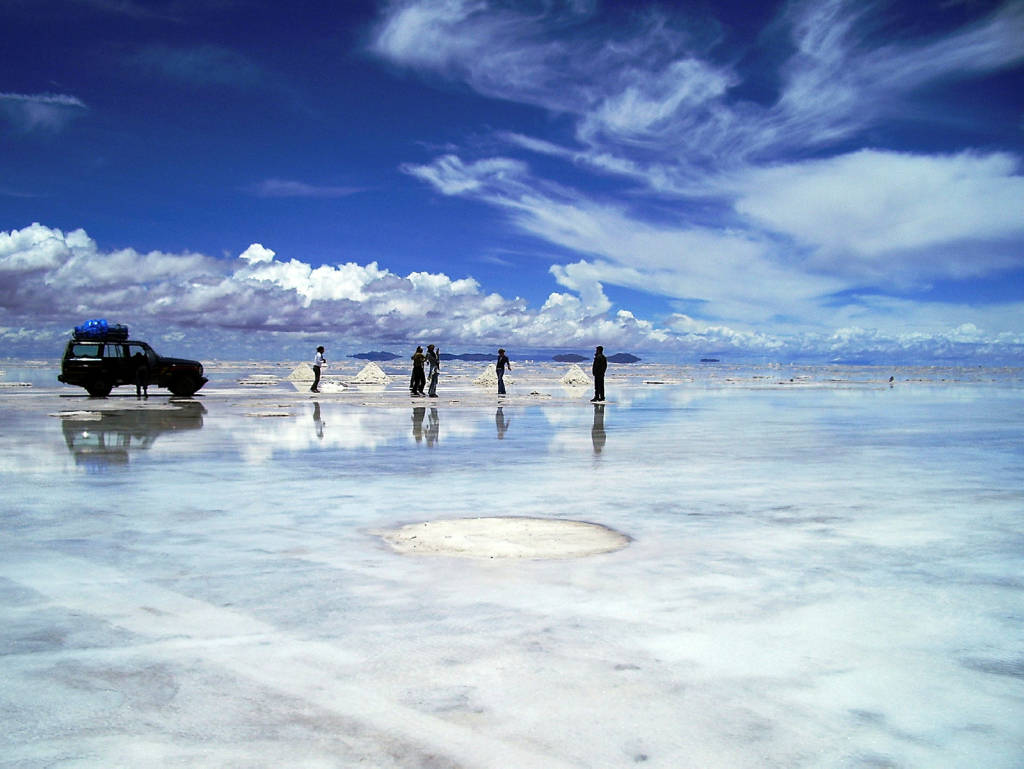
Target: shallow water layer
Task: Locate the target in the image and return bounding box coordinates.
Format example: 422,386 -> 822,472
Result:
1,366 -> 1022,768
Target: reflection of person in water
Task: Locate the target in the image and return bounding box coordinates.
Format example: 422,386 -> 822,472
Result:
412,406 -> 425,442
592,404 -> 606,454
313,401 -> 324,439
426,408 -> 439,447
133,351 -> 150,398
495,407 -> 510,439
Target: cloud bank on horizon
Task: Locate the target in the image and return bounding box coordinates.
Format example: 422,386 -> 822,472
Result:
1,0 -> 1022,362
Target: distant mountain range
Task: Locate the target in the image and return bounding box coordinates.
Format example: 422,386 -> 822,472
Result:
348,351 -> 401,361
554,353 -> 642,363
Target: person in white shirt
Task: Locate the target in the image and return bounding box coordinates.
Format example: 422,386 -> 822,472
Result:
311,346 -> 326,393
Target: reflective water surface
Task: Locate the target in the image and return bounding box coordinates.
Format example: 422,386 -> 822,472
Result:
1,364 -> 1022,768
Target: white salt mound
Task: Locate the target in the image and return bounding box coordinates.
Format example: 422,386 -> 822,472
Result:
376,517 -> 629,560
474,365 -> 496,386
473,364 -> 514,387
287,363 -> 315,382
350,362 -> 388,385
560,364 -> 591,386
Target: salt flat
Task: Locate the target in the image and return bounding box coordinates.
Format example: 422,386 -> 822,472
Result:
1,362 -> 1022,768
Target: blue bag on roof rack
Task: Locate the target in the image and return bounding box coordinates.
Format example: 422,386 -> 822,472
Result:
73,319 -> 129,341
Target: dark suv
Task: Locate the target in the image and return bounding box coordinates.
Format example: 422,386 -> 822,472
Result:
59,337 -> 208,397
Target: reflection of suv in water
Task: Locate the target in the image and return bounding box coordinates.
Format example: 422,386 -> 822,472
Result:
61,401 -> 207,468
58,332 -> 208,397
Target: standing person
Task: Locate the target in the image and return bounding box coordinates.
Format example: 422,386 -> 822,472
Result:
426,344 -> 440,398
133,351 -> 150,398
410,346 -> 426,396
496,348 -> 511,395
591,345 -> 607,402
311,346 -> 326,393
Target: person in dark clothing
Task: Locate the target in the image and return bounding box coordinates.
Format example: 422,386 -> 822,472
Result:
591,345 -> 607,402
410,346 -> 426,396
496,348 -> 511,395
133,351 -> 150,398
311,346 -> 326,393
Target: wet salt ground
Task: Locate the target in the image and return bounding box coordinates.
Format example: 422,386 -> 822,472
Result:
1,364 -> 1022,768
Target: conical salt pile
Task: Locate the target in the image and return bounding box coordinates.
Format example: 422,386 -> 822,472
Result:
473,365 -> 498,386
350,361 -> 388,384
474,364 -> 512,386
287,363 -> 315,381
560,364 -> 591,386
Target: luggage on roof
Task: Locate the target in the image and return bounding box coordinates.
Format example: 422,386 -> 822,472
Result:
73,319 -> 129,341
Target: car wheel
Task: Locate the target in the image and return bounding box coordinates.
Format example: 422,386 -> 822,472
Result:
168,375 -> 199,396
85,379 -> 112,397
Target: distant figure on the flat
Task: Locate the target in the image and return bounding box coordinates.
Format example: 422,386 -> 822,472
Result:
496,348 -> 511,395
410,346 -> 426,396
426,344 -> 440,398
133,351 -> 150,398
591,345 -> 607,402
495,406 -> 510,439
311,345 -> 326,393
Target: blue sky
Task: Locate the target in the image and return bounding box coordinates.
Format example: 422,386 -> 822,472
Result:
1,0 -> 1022,362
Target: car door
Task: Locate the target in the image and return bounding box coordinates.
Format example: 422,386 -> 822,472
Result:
102,341 -> 129,385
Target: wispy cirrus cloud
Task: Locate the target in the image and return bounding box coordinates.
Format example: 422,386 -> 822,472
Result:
379,0 -> 1024,347
73,0 -> 186,22
0,92 -> 87,132
402,153 -> 845,325
763,0 -> 1024,158
245,179 -> 366,199
375,0 -> 1024,170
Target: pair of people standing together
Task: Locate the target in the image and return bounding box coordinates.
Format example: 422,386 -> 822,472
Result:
410,344 -> 440,397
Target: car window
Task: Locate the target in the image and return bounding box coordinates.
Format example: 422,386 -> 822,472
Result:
103,344 -> 126,359
71,343 -> 101,357
127,344 -> 157,365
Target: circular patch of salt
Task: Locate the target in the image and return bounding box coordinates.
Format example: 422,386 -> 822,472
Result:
376,516 -> 629,559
